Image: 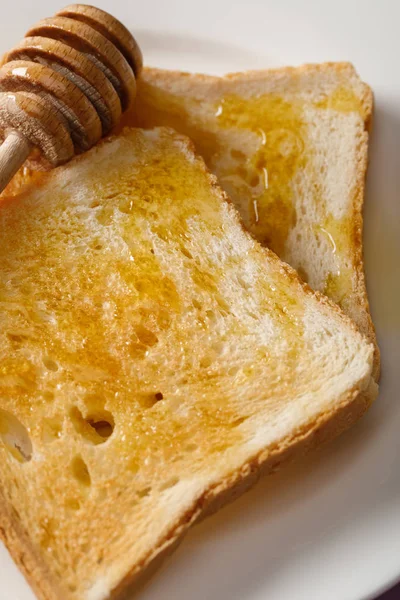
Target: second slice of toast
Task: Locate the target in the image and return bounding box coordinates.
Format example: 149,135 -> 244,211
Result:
133,63 -> 379,375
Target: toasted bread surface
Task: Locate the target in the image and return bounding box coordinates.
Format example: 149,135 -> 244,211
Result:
131,63 -> 379,375
0,127 -> 376,600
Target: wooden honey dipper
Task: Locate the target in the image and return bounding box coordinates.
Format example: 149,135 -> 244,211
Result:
0,4 -> 142,193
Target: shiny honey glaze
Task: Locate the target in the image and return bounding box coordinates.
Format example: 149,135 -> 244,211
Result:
4,83 -> 364,312
212,87 -> 362,308
0,130 -> 306,506
315,86 -> 365,114
134,79 -> 364,310
319,213 -> 354,309
215,94 -> 304,256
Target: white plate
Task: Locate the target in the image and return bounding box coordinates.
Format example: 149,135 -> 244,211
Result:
1,0 -> 400,599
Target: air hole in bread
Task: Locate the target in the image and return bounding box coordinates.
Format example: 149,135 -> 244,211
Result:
250,174 -> 260,187
12,507 -> 21,521
104,191 -> 119,200
70,406 -> 114,444
212,443 -> 230,453
231,416 -> 249,428
71,455 -> 91,487
134,279 -> 152,294
138,393 -> 164,409
42,418 -> 62,442
200,356 -> 213,369
134,325 -> 158,347
172,454 -> 184,463
43,357 -> 59,372
65,498 -> 81,512
160,476 -> 179,491
236,275 -> 248,289
205,309 -> 217,323
154,227 -> 169,242
128,460 -> 139,475
0,408 -> 32,463
90,201 -> 100,209
216,295 -> 230,312
6,331 -> 31,343
185,443 -> 198,453
192,298 -> 202,310
180,247 -> 193,260
39,518 -> 54,549
88,419 -> 114,439
137,487 -> 151,498
230,148 -> 247,161
91,240 -> 103,250
42,391 -> 55,402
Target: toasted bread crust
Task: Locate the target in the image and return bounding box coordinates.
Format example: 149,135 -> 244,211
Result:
1,382 -> 375,600
0,497 -> 63,600
112,381 -> 377,599
351,91 -> 380,379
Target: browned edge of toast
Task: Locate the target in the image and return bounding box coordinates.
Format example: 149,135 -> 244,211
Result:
116,380 -> 376,599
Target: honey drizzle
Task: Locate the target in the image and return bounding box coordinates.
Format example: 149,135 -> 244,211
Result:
134,79 -> 364,310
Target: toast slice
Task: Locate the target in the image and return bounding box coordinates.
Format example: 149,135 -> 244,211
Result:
0,127 -> 376,600
131,63 -> 379,374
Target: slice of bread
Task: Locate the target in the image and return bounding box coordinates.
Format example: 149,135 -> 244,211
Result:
132,62 -> 379,375
0,127 -> 376,600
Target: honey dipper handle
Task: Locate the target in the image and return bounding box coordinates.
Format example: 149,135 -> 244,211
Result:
0,131 -> 31,194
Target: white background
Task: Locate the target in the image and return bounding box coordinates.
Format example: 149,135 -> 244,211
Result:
0,1 -> 400,599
